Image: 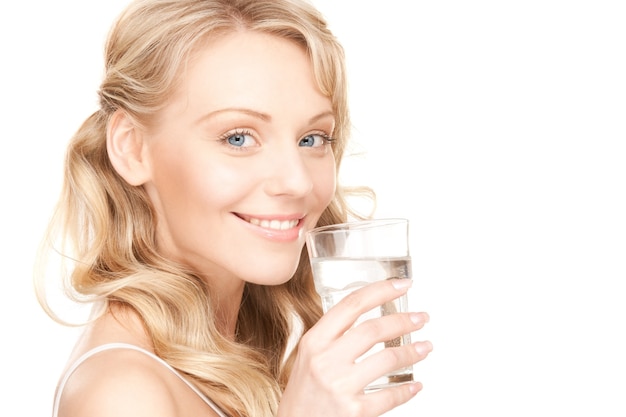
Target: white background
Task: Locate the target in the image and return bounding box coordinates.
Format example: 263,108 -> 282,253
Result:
1,1 -> 625,416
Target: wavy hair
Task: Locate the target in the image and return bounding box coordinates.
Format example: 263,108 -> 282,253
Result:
34,1 -> 369,416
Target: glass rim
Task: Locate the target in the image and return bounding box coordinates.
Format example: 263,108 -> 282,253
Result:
307,218 -> 408,236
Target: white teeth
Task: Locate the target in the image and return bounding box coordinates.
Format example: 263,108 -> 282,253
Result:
248,218 -> 298,230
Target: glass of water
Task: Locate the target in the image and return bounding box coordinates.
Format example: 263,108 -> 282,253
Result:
305,218 -> 413,391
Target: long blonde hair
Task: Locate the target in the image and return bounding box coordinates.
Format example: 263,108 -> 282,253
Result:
36,1 -> 358,416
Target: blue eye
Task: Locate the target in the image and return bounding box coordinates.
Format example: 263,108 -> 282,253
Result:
299,134 -> 329,147
220,130 -> 256,149
227,132 -> 252,147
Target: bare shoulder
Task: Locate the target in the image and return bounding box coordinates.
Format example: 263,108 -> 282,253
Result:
57,347 -> 180,417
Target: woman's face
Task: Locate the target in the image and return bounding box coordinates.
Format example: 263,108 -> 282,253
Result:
141,31 -> 336,291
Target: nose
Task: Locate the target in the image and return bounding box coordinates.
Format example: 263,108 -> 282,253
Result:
263,144 -> 314,198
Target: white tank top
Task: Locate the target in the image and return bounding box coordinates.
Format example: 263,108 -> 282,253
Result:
52,342 -> 228,417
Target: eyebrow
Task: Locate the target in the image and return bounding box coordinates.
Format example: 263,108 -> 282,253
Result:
308,110 -> 335,125
197,107 -> 334,125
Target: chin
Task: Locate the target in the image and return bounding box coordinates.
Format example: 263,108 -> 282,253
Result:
247,272 -> 296,287
244,260 -> 301,287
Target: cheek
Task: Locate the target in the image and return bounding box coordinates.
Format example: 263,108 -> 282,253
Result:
313,156 -> 337,207
186,164 -> 250,213
149,149 -> 246,216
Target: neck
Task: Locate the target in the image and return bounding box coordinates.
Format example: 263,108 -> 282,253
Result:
211,279 -> 246,341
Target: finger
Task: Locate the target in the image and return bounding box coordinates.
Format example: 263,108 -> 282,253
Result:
306,313 -> 426,394
358,381 -> 424,417
335,312 -> 429,361
310,278 -> 413,342
353,340 -> 433,389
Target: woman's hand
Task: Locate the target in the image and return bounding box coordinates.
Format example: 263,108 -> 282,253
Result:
278,279 -> 432,417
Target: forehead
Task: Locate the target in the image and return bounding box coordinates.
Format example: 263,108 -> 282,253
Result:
170,30 -> 329,111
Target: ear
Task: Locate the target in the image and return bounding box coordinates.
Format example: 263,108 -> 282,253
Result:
107,110 -> 151,186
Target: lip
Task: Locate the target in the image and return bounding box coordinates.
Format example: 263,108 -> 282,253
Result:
234,212 -> 305,242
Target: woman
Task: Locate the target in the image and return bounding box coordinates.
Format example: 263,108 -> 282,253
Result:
36,1 -> 432,416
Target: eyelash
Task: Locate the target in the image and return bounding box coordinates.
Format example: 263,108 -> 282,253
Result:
299,132 -> 336,149
217,129 -> 336,151
315,132 -> 336,144
217,129 -> 255,151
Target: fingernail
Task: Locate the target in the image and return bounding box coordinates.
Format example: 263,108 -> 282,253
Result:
410,312 -> 425,325
414,341 -> 433,355
391,278 -> 413,290
409,382 -> 423,395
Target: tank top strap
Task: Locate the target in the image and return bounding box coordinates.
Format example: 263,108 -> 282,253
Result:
52,342 -> 228,417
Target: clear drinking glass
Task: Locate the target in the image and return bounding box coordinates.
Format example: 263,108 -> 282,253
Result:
306,218 -> 413,391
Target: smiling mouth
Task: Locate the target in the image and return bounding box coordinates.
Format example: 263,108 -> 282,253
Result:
238,215 -> 301,231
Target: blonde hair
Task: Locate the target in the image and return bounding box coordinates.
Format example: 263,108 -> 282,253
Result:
35,1 -> 365,416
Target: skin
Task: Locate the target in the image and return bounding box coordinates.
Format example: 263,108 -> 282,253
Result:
58,30 -> 432,417
129,30 -> 337,336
